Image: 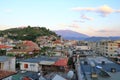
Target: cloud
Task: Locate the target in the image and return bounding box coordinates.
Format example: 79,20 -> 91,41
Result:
72,5 -> 120,17
92,28 -> 120,36
58,23 -> 80,28
97,5 -> 114,16
73,20 -> 85,23
97,29 -> 119,32
81,14 -> 94,20
72,7 -> 95,12
69,23 -> 80,28
116,10 -> 120,13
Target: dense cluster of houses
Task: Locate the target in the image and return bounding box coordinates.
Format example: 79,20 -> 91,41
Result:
0,36 -> 77,80
1,35 -> 120,80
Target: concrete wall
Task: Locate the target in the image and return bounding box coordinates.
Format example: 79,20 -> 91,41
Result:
20,62 -> 39,72
3,57 -> 16,71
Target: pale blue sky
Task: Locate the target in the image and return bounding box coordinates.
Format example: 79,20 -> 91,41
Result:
0,0 -> 120,36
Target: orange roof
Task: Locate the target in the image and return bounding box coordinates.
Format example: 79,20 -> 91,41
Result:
22,77 -> 32,80
53,40 -> 62,44
54,58 -> 68,66
23,41 -> 37,46
0,70 -> 16,79
0,45 -> 12,49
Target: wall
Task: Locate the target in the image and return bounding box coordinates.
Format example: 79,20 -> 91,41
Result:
20,62 -> 39,72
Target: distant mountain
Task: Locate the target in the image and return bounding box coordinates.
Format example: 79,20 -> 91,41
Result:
54,30 -> 89,40
85,36 -> 120,41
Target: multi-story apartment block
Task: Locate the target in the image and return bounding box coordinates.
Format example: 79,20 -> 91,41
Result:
87,42 -> 97,51
95,40 -> 120,57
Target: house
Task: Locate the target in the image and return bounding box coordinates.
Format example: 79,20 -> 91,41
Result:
53,40 -> 64,47
0,37 -> 14,45
0,45 -> 13,56
6,40 -> 40,57
19,56 -> 68,73
0,56 -> 16,71
0,44 -> 12,50
36,35 -> 57,48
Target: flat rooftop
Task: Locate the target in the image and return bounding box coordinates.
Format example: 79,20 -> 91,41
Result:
20,56 -> 60,63
0,56 -> 14,62
79,56 -> 120,80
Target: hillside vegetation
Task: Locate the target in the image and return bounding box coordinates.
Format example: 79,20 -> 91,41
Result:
0,26 -> 57,41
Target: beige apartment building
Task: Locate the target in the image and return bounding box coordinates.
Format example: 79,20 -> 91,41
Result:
95,40 -> 120,57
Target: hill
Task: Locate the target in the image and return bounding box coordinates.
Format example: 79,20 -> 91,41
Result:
0,26 -> 57,41
54,30 -> 89,40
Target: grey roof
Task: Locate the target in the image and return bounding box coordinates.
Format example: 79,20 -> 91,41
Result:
0,56 -> 13,62
79,56 -> 120,80
20,56 -> 59,63
12,71 -> 40,80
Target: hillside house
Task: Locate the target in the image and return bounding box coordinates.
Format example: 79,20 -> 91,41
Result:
6,41 -> 40,57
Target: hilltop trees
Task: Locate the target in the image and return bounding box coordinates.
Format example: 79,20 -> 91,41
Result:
0,26 -> 57,42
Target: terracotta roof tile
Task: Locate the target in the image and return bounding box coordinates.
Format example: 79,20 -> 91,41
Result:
54,58 -> 68,67
0,45 -> 12,49
53,40 -> 62,44
0,70 -> 16,79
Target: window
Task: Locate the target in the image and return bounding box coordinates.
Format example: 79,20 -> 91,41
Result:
24,64 -> 28,68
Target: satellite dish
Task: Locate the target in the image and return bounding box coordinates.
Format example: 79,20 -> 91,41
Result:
96,66 -> 102,69
38,73 -> 41,76
67,70 -> 74,79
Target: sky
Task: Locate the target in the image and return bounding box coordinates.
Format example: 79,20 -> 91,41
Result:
0,0 -> 120,37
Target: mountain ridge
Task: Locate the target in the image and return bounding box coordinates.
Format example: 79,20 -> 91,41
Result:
54,30 -> 120,41
54,30 -> 89,40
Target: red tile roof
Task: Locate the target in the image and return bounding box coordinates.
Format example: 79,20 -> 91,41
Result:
53,40 -> 62,44
23,41 -> 37,46
23,41 -> 39,50
22,77 -> 32,80
0,45 -> 12,49
54,58 -> 68,67
0,70 -> 16,79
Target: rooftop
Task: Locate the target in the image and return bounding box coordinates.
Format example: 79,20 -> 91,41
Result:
12,71 -> 40,80
79,56 -> 120,80
0,70 -> 16,79
54,58 -> 68,67
0,44 -> 12,49
20,56 -> 60,63
0,56 -> 14,62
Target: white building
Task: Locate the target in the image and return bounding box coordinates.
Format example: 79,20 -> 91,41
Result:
75,46 -> 91,51
0,56 -> 16,71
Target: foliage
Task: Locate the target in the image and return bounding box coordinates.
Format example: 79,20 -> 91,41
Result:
0,50 -> 6,56
40,46 -> 56,56
67,57 -> 73,66
7,53 -> 15,57
0,26 -> 57,41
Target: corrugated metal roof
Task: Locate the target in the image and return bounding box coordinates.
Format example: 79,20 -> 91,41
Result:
80,57 -> 120,80
20,56 -> 59,63
0,56 -> 13,62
